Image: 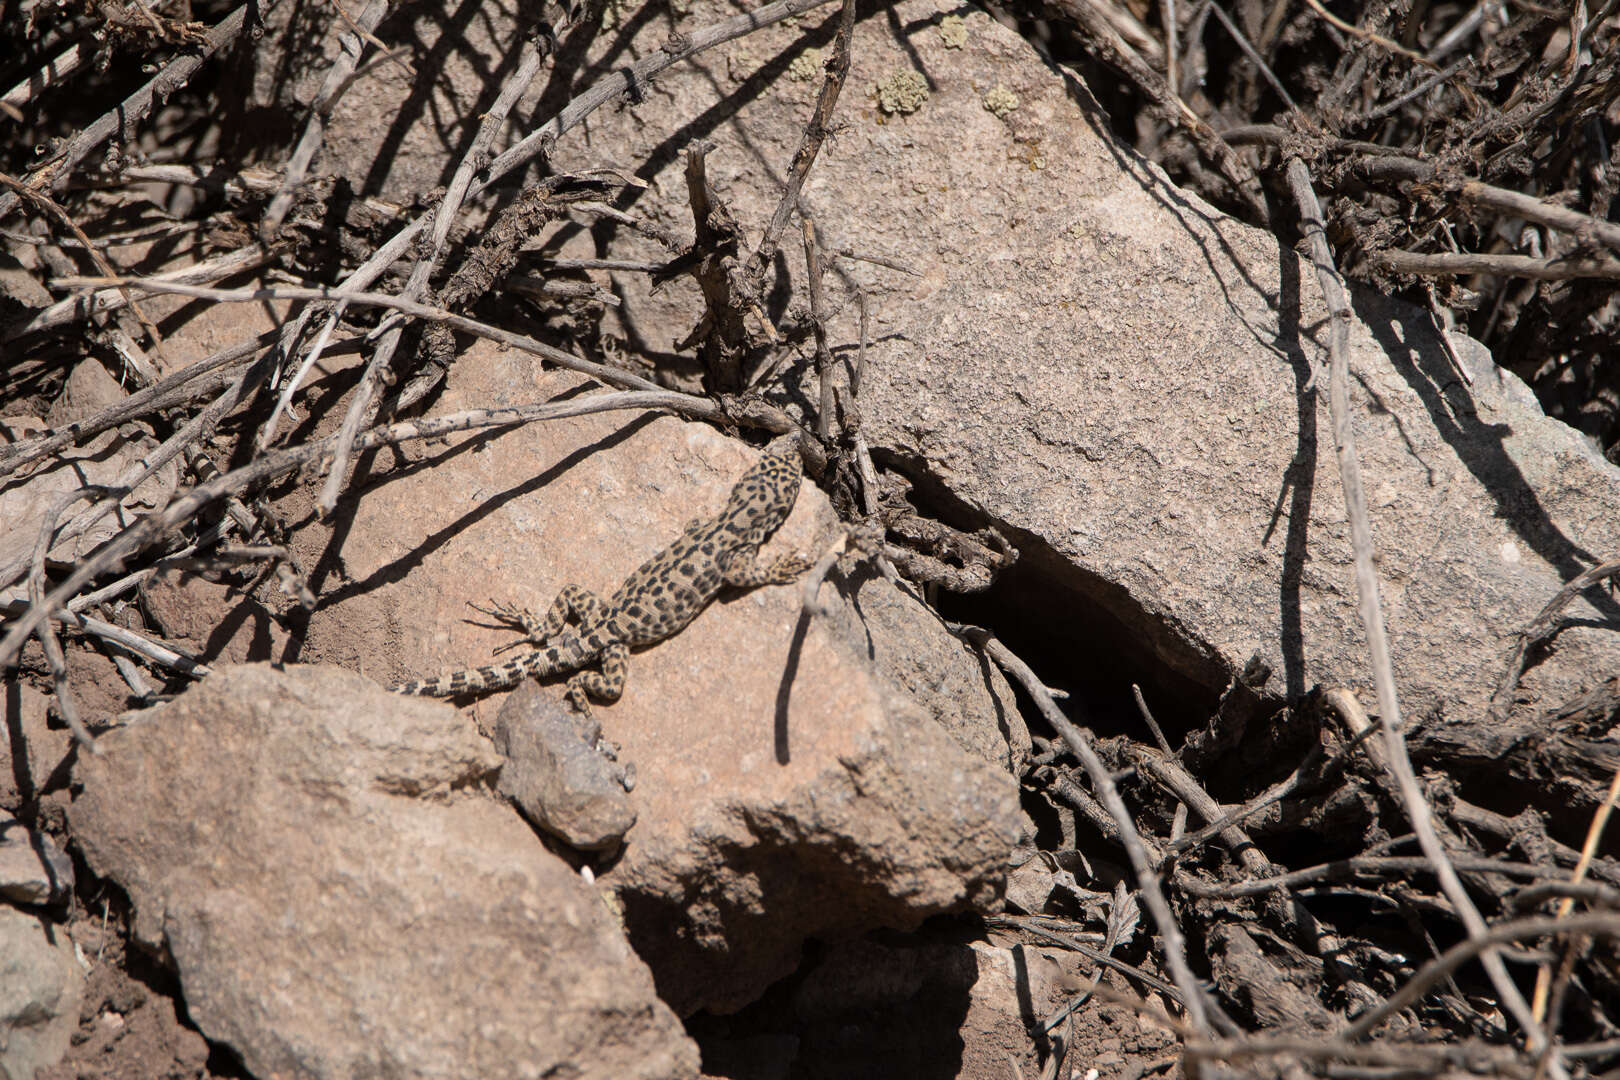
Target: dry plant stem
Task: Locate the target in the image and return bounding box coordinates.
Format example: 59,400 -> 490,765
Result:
1297,0 -> 1429,63
260,0 -> 391,239
0,331 -> 271,479
485,0 -> 838,188
1492,557 -> 1620,710
1,39 -> 90,113
1205,2 -> 1298,113
0,171 -> 162,346
59,608 -> 211,678
1132,684 -> 1173,755
1377,249 -> 1620,281
802,221 -> 836,441
57,277 -> 672,395
1165,723 -> 1378,858
26,533 -> 95,748
1180,854 -> 1561,898
962,627 -> 1212,1035
0,1 -> 268,222
1344,912 -> 1620,1041
1290,157 -> 1555,1066
1222,125 -> 1620,258
0,390 -> 737,669
315,37 -> 548,516
1044,0 -> 1265,221
991,917 -> 1184,1003
1530,762 -> 1620,1026
10,244 -> 270,341
745,0 -> 855,281
1357,55 -> 1471,123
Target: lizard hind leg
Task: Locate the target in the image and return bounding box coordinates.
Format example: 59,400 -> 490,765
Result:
563,642 -> 630,718
474,584 -> 608,653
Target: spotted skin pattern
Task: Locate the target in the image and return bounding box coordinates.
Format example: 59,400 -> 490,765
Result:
391,446 -> 809,713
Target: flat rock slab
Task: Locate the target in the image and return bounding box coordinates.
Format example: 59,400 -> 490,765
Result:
524,0 -> 1620,721
297,343 -> 1024,1015
69,663 -> 698,1080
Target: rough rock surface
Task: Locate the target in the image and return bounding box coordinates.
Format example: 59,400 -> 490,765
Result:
0,818 -> 73,906
507,0 -> 1620,722
493,680 -> 636,851
69,663 -> 699,1080
0,905 -> 82,1080
295,345 -> 1025,1014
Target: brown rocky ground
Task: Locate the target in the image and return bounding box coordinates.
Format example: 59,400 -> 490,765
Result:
4,0 -> 1620,1077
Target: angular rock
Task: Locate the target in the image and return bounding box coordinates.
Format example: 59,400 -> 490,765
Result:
295,349 -> 1024,1015
0,820 -> 73,907
493,681 -> 636,852
69,664 -> 699,1080
514,0 -> 1620,722
0,906 -> 82,1080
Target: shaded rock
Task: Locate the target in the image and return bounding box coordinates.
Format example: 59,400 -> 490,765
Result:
0,417 -> 178,606
493,680 -> 636,851
139,568 -> 284,665
692,933 -> 1096,1080
0,820 -> 72,907
69,663 -> 698,1080
0,906 -> 82,1080
44,359 -> 126,429
296,349 -> 1024,1015
822,565 -> 1028,773
1,684 -> 73,813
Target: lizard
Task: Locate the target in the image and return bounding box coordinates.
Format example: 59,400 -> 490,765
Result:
390,441 -> 811,714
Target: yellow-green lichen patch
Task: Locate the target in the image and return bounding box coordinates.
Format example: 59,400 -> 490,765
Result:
874,69 -> 929,115
983,83 -> 1019,118
939,15 -> 969,48
788,48 -> 823,81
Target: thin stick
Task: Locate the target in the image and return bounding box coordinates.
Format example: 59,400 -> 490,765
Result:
745,0 -> 856,282
1180,854 -> 1562,898
960,627 -> 1213,1034
802,221 -> 836,441
1529,761 -> 1620,1026
1288,157 -> 1560,1071
58,608 -> 212,678
0,1 -> 268,221
55,276 -> 675,395
1491,558 -> 1620,712
1205,2 -> 1298,112
10,244 -> 270,340
0,390 -> 754,670
1343,911 -> 1620,1041
1376,248 -> 1620,281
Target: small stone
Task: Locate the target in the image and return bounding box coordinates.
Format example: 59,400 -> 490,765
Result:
0,818 -> 74,905
493,682 -> 637,852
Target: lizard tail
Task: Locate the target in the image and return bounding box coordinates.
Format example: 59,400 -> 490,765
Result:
390,640 -> 592,697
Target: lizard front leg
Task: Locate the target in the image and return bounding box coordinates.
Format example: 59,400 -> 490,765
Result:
717,544 -> 812,587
